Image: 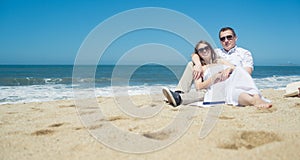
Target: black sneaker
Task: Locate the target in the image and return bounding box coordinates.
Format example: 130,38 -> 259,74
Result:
162,87 -> 182,107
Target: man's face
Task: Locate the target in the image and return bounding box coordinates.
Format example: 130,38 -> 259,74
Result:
219,30 -> 237,51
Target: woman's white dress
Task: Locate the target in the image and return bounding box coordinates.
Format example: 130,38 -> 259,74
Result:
203,64 -> 263,106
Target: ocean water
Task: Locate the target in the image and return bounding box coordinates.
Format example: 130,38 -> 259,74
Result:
0,65 -> 300,104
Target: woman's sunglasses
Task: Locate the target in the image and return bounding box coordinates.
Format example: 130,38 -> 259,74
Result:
197,46 -> 210,53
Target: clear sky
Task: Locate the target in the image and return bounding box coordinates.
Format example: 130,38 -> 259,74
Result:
1,0 -> 300,66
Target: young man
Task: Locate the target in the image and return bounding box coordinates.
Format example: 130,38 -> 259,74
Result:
163,27 -> 254,107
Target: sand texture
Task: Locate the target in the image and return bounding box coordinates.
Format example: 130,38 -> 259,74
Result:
1,89 -> 300,160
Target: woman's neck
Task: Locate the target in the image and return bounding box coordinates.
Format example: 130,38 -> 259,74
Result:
204,59 -> 212,65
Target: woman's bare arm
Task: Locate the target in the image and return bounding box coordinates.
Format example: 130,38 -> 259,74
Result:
191,53 -> 203,80
194,71 -> 223,90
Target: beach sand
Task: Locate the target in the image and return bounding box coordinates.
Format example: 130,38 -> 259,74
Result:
1,89 -> 300,160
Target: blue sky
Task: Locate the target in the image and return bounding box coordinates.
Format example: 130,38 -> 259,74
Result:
1,0 -> 300,66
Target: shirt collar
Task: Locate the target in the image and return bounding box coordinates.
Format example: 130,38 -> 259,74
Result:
222,46 -> 237,55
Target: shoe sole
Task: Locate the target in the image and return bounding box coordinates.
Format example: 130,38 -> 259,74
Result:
162,87 -> 177,106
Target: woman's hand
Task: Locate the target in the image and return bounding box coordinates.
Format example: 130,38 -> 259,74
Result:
212,72 -> 222,84
220,68 -> 234,81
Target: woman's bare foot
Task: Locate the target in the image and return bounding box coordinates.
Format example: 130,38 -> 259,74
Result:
238,93 -> 272,109
255,103 -> 272,109
253,95 -> 272,109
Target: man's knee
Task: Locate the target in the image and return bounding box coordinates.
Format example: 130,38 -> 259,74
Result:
188,61 -> 194,67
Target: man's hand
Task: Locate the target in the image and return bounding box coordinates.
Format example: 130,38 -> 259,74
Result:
193,64 -> 203,80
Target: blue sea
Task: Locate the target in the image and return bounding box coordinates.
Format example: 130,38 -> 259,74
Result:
0,65 -> 300,104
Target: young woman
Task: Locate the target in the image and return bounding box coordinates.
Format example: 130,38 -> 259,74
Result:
193,40 -> 271,108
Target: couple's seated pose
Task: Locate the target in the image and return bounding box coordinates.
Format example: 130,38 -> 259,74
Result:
162,27 -> 272,109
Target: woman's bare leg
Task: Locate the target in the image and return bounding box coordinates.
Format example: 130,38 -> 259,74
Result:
238,93 -> 254,106
238,93 -> 272,109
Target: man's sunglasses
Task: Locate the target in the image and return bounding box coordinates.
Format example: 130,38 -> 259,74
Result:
220,35 -> 234,42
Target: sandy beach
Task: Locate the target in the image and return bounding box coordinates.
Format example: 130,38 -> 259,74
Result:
1,89 -> 300,160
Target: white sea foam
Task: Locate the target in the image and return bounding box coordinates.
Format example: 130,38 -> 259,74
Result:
1,75 -> 299,105
0,84 -> 74,104
254,75 -> 300,90
0,84 -> 176,105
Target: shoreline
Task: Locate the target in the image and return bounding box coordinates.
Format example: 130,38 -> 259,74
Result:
0,87 -> 289,106
1,89 -> 300,159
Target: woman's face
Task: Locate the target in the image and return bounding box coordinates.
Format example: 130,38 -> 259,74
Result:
197,43 -> 211,60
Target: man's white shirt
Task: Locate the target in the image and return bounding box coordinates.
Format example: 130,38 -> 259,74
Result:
214,46 -> 253,69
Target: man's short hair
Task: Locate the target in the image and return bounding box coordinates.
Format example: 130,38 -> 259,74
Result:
219,27 -> 236,38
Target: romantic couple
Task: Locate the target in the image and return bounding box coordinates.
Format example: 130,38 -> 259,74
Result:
162,27 -> 272,109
